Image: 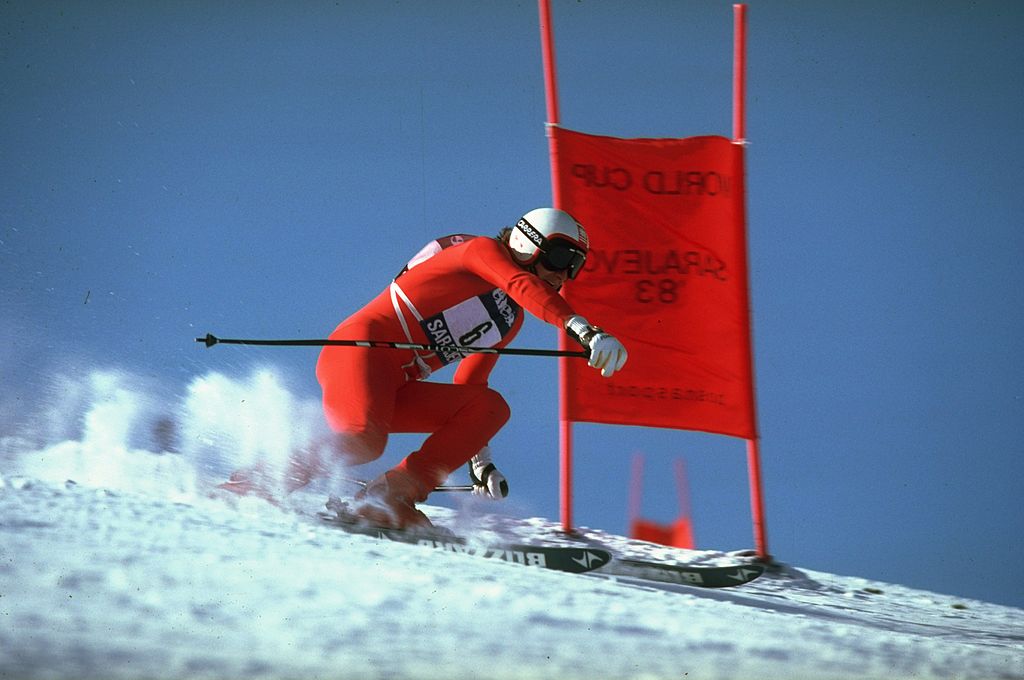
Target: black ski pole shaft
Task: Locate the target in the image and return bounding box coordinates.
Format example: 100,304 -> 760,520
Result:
342,477 -> 473,493
196,333 -> 589,359
431,484 -> 474,493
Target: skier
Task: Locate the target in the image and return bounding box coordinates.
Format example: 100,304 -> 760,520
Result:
222,208 -> 627,529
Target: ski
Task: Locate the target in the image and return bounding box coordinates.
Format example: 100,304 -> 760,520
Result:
610,557 -> 766,588
317,498 -> 762,586
316,509 -> 612,575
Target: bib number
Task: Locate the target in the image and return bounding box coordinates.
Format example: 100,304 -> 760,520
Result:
420,290 -> 519,366
459,321 -> 494,346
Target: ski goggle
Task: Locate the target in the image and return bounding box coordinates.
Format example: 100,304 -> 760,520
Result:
539,240 -> 587,279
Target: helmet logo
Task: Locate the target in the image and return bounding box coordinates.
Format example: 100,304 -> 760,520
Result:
516,218 -> 546,249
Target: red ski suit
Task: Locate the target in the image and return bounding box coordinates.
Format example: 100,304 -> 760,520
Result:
316,235 -> 575,491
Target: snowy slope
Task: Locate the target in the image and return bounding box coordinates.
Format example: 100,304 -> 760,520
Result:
2,462 -> 1022,680
2,370 -> 1022,679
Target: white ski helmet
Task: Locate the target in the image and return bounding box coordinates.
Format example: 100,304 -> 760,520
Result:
507,208 -> 589,279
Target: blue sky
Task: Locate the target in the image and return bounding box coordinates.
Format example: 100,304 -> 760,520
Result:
3,1 -> 1022,608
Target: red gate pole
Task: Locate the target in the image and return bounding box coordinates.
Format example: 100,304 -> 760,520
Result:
733,3 -> 770,559
537,0 -> 574,533
733,4 -> 747,144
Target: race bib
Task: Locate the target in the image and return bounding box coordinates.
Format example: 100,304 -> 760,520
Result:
420,289 -> 520,366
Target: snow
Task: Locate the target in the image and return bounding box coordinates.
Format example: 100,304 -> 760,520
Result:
2,470 -> 1022,679
2,371 -> 1022,679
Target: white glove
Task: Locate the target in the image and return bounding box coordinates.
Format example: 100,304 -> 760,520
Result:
565,315 -> 628,378
468,447 -> 508,499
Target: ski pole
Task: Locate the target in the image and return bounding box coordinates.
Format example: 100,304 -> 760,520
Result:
342,477 -> 474,493
195,333 -> 589,359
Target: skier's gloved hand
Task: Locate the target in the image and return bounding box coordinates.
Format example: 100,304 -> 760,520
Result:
468,447 -> 509,499
565,315 -> 628,378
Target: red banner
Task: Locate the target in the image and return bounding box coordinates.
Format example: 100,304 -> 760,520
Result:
556,127 -> 756,439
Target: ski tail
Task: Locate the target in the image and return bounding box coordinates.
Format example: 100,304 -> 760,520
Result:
317,506 -> 612,575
